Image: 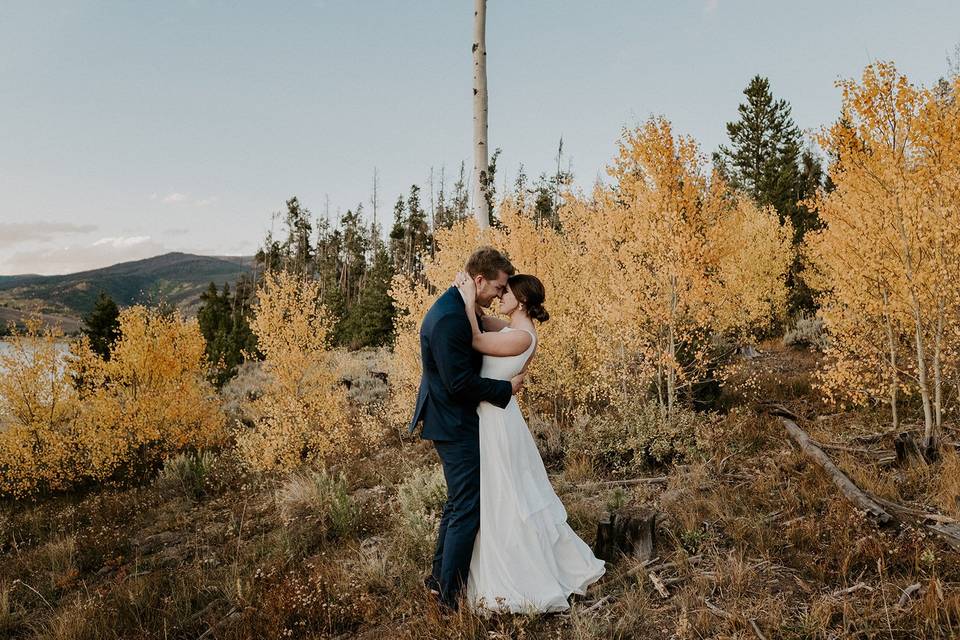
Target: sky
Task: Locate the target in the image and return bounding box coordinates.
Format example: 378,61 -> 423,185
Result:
1,1 -> 958,275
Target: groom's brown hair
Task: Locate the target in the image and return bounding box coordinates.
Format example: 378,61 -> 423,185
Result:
465,246 -> 515,280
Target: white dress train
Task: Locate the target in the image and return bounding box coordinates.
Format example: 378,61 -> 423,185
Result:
465,327 -> 606,613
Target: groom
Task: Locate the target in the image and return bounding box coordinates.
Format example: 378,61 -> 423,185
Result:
408,246 -> 525,611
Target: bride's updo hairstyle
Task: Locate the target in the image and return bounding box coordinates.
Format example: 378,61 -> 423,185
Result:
508,274 -> 550,323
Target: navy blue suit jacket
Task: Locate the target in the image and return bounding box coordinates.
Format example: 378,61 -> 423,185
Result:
408,286 -> 512,440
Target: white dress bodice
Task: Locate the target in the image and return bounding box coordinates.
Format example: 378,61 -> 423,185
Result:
479,326 -> 537,381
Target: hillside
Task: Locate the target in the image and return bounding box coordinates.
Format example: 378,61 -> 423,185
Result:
0,252 -> 255,331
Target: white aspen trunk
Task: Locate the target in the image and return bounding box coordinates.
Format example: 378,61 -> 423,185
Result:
910,290 -> 934,449
894,212 -> 935,451
667,273 -> 677,417
881,286 -> 900,431
933,293 -> 945,432
472,0 -> 490,230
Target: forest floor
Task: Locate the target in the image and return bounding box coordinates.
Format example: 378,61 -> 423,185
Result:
2,342 -> 960,639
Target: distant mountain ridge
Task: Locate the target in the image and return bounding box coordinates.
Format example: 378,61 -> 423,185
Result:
0,252 -> 256,333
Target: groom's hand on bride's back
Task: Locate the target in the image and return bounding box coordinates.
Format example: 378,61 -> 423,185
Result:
510,373 -> 525,395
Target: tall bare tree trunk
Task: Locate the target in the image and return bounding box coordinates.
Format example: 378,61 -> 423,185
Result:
472,0 -> 490,230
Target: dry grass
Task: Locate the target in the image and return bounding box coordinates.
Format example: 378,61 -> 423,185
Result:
1,342 -> 959,638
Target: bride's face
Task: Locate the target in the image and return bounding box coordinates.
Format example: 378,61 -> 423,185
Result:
500,284 -> 520,315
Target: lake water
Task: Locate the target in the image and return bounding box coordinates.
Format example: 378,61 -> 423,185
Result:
0,339 -> 73,373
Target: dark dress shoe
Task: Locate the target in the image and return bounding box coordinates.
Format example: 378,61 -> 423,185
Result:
423,574 -> 441,595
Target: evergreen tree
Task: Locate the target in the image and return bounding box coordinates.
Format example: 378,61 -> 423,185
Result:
451,161 -> 470,223
341,244 -> 396,348
714,76 -> 802,215
254,196 -> 315,277
389,194 -> 408,273
197,278 -> 258,387
283,196 -> 315,276
81,290 -> 121,360
339,205 -> 369,307
405,184 -> 431,281
714,75 -> 824,314
485,148 -> 503,228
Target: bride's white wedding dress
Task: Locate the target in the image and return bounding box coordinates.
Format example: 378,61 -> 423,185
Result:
465,326 -> 606,613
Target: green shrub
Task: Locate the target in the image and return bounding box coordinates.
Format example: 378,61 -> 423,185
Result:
394,464 -> 446,561
571,402 -> 708,474
157,449 -> 216,500
275,468 -> 359,541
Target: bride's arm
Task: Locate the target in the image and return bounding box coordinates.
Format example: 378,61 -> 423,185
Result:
465,309 -> 532,356
456,274 -> 533,357
479,312 -> 509,332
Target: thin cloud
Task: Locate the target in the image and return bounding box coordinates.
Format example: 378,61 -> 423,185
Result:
162,192 -> 187,203
155,192 -> 217,206
704,0 -> 719,13
92,235 -> 152,248
0,222 -> 98,248
0,236 -> 167,276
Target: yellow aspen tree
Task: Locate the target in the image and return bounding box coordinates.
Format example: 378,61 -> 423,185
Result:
235,270 -> 354,472
706,189 -> 793,340
0,317 -> 80,497
389,118 -> 791,428
73,306 -> 226,479
0,308 -> 225,497
808,62 -> 960,452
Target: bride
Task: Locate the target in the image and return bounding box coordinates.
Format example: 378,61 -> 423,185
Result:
452,271 -> 606,613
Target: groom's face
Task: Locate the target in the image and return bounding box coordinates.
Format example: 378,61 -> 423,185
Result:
475,271 -> 509,308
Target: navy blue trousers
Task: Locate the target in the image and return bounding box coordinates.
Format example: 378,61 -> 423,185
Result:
431,436 -> 481,609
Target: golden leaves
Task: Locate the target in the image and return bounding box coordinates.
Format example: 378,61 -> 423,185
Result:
809,62 -> 960,434
387,117 -> 791,423
233,270 -> 360,473
0,308 -> 225,498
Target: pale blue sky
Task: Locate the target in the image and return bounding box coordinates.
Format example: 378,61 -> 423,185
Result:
1,1 -> 958,275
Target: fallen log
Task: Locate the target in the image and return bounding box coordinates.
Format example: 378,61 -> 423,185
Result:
897,583 -> 922,609
871,495 -> 960,551
647,571 -> 670,598
766,405 -> 893,525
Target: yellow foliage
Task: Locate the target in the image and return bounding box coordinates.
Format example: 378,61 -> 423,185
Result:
73,306 -> 227,475
0,309 -> 225,498
807,62 -> 960,442
233,270 -> 360,472
0,318 -> 81,496
388,117 -> 791,425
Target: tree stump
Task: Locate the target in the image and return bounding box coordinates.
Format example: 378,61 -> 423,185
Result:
593,510 -> 657,563
894,431 -> 922,466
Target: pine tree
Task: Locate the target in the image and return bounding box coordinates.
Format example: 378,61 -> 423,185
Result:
283,196 -> 315,276
339,205 -> 369,308
405,185 -> 431,280
714,75 -> 824,314
197,279 -> 258,387
341,245 -> 396,348
81,291 -> 121,360
389,194 -> 408,274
